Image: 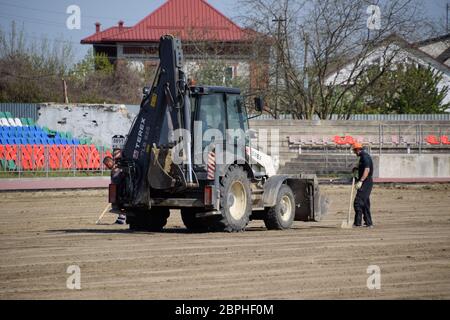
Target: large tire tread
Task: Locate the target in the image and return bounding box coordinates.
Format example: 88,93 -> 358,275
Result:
264,185 -> 295,230
212,165 -> 252,232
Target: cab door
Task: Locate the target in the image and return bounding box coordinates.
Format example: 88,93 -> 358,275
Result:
225,93 -> 248,164
193,93 -> 226,165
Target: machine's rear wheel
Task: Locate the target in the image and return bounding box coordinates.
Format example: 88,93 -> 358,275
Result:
181,208 -> 209,232
127,208 -> 170,232
212,165 -> 252,232
264,185 -> 295,230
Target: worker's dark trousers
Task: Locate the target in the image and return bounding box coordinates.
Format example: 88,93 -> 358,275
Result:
353,177 -> 373,226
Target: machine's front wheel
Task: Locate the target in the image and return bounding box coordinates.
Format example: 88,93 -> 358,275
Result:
213,165 -> 252,232
264,185 -> 295,230
127,208 -> 170,232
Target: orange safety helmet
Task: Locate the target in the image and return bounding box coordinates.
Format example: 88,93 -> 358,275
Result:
352,142 -> 363,150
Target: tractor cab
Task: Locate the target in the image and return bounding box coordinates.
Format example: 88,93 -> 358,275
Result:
190,86 -> 248,153
188,86 -> 266,176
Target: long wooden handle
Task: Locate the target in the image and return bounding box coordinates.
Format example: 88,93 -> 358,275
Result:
96,203 -> 111,224
348,177 -> 355,223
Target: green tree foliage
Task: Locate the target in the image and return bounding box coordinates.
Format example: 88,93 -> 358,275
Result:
356,64 -> 450,114
0,22 -> 146,104
189,59 -> 249,92
0,22 -> 73,102
71,49 -> 113,78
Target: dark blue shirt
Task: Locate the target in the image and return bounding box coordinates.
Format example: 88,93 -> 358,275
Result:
358,150 -> 373,180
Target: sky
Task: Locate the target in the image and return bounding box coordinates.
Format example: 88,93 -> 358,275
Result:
0,0 -> 447,62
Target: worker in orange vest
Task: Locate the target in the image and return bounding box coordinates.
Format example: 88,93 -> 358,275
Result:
352,142 -> 374,228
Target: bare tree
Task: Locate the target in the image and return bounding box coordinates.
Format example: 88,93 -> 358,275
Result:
239,0 -> 431,119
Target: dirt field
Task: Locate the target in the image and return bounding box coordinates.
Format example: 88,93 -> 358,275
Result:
0,184 -> 449,299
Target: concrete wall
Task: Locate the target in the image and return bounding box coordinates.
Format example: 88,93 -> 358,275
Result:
37,103 -> 134,148
376,154 -> 450,178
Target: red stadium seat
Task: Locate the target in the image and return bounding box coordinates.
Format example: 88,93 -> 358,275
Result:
49,145 -> 62,170
5,145 -> 17,161
76,145 -> 88,169
333,135 -> 355,145
345,136 -> 355,144
19,145 -> 32,170
333,136 -> 347,145
61,145 -> 73,169
391,135 -> 400,145
88,145 -> 100,169
32,145 -> 45,169
425,135 -> 440,145
441,136 -> 450,145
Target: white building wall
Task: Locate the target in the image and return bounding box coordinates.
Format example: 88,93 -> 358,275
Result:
37,104 -> 134,148
418,42 -> 449,59
236,61 -> 249,78
325,44 -> 450,105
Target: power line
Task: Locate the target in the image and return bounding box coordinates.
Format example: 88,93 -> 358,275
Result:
0,13 -> 64,28
0,1 -> 134,22
447,2 -> 449,33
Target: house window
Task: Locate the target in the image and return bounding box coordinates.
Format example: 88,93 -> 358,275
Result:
225,66 -> 234,81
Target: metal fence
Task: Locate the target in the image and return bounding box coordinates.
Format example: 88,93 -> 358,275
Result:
251,113 -> 450,121
0,144 -> 112,178
0,103 -> 40,121
287,123 -> 450,155
2,103 -> 450,122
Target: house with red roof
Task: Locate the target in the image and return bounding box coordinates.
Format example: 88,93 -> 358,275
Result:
81,0 -> 268,89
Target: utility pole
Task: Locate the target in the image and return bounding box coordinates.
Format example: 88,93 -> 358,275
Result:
303,32 -> 309,118
447,3 -> 449,33
272,16 -> 286,119
62,78 -> 69,104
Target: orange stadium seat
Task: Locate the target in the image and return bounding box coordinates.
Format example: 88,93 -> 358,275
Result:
19,145 -> 32,170
60,145 -> 74,169
333,135 -> 355,145
425,135 -> 440,145
5,145 -> 17,161
441,136 -> 450,145
32,145 -> 45,169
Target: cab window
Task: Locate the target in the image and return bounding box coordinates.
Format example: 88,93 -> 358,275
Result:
226,94 -> 247,131
198,94 -> 226,133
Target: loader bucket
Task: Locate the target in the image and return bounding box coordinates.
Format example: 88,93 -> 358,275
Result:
313,187 -> 330,222
286,176 -> 330,222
